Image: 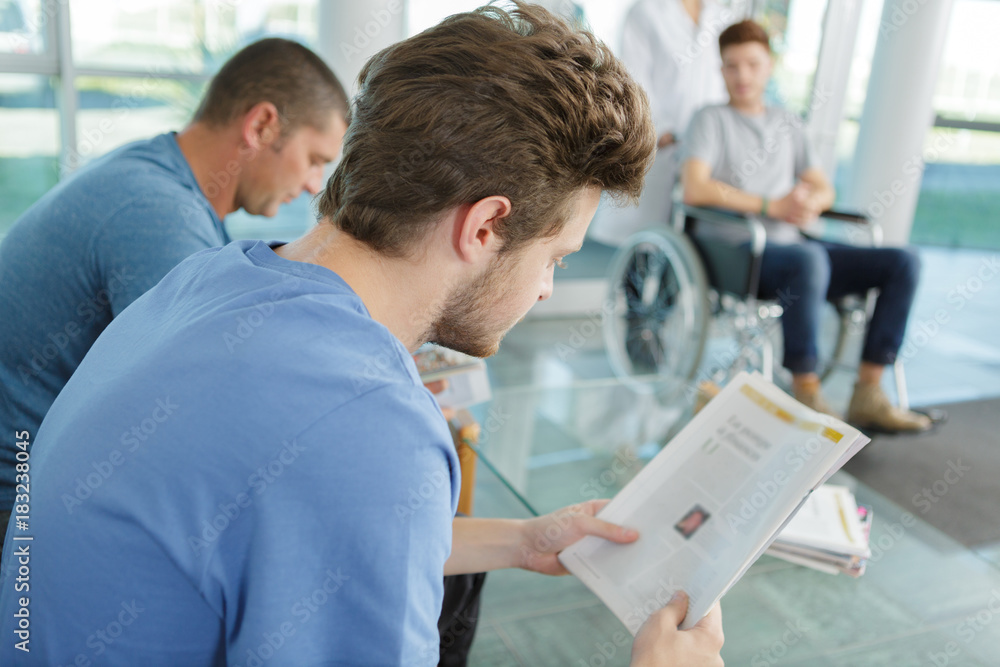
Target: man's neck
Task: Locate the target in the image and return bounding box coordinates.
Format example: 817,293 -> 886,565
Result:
273,223 -> 452,352
681,0 -> 701,25
175,122 -> 243,219
728,97 -> 766,116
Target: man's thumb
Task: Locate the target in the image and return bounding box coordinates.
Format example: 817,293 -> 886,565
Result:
661,591 -> 690,627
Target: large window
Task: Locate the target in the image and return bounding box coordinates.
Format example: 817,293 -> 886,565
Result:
0,73 -> 59,231
0,0 -> 319,240
835,0 -> 1000,250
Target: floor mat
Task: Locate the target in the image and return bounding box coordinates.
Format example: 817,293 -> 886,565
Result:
843,397 -> 1000,548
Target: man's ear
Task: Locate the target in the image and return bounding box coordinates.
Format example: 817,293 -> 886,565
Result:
241,101 -> 282,152
454,196 -> 512,264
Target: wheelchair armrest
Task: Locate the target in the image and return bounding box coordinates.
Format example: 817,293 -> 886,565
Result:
681,205 -> 767,257
812,208 -> 883,247
682,205 -> 751,224
681,204 -> 767,298
820,208 -> 870,225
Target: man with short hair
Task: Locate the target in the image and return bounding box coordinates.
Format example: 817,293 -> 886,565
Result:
682,19 -> 930,432
0,4 -> 724,665
0,38 -> 350,522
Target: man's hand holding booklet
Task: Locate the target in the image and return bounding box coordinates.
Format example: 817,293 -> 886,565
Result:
558,371 -> 871,633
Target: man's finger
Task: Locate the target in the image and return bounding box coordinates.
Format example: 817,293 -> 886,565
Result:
692,602 -> 725,646
580,498 -> 611,515
577,514 -> 639,544
423,379 -> 448,394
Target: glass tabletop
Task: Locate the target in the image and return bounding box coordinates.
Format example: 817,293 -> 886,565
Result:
465,376 -> 1000,666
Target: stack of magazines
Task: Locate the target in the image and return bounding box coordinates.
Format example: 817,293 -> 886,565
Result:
767,484 -> 872,577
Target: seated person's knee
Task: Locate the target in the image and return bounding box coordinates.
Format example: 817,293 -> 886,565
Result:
891,246 -> 921,286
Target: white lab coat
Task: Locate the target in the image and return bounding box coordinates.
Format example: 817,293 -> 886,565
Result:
589,0 -> 732,246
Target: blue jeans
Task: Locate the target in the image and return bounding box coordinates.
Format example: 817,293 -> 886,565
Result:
757,240 -> 921,374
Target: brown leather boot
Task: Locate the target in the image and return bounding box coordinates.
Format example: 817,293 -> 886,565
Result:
847,381 -> 932,433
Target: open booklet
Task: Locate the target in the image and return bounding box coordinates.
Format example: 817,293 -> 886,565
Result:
558,371 -> 870,633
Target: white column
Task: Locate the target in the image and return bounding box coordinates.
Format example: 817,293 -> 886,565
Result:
316,0 -> 407,97
54,0 -> 78,176
806,0 -> 864,181
845,0 -> 954,245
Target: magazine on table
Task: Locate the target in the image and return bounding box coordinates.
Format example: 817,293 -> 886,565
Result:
767,484 -> 872,577
558,371 -> 870,633
413,344 -> 491,409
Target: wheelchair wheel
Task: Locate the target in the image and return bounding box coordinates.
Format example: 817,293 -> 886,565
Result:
603,229 -> 710,395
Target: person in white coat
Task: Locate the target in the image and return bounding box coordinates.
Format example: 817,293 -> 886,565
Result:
589,0 -> 738,246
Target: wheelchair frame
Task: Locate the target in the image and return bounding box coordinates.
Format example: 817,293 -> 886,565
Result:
603,197 -> 911,409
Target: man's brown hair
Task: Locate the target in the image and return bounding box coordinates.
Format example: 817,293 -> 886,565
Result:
719,20 -> 772,56
193,38 -> 349,133
317,2 -> 655,257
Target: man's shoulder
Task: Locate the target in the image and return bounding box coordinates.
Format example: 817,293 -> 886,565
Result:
165,243 -> 421,394
31,144 -> 197,229
82,136 -> 193,193
691,103 -> 731,123
686,104 -> 732,139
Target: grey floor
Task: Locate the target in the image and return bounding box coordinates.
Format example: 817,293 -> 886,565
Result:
464,244 -> 1000,666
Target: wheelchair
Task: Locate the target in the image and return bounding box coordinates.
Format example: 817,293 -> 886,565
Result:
602,194 -> 911,409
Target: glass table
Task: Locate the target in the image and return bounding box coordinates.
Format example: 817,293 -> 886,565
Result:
463,376 -> 1000,667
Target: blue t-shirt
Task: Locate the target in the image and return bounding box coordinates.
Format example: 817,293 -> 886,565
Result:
0,132 -> 229,509
0,240 -> 459,665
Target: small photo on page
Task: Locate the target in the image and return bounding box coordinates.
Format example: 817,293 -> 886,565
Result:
675,504 -> 711,539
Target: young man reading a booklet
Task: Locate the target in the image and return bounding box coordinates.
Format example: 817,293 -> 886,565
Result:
0,4 -> 723,665
682,20 -> 930,433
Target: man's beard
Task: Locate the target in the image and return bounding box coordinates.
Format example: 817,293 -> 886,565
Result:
429,253 -> 520,358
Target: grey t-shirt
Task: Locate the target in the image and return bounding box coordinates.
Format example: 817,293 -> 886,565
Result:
683,104 -> 820,244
